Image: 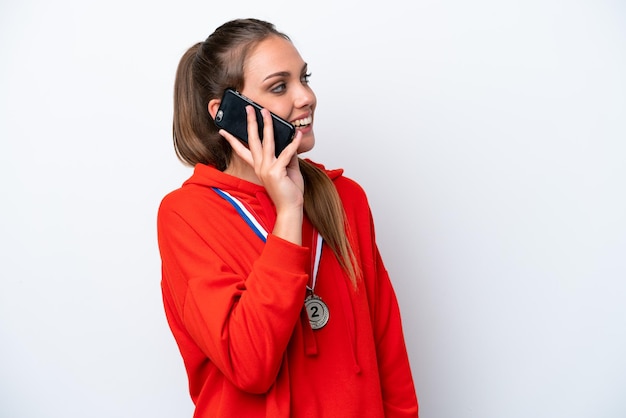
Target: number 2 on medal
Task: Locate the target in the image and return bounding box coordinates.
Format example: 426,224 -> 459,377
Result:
308,305 -> 319,318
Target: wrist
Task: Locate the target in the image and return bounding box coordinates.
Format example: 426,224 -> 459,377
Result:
272,207 -> 303,246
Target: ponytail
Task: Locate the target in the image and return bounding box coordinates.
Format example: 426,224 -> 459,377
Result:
173,43 -> 231,170
300,159 -> 360,286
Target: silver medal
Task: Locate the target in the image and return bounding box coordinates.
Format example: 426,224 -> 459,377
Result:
304,294 -> 329,330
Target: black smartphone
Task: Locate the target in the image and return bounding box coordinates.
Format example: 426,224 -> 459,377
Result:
214,88 -> 296,157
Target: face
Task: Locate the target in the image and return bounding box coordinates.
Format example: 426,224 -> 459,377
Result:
241,36 -> 317,153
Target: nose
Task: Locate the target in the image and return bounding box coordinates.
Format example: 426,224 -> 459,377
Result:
294,84 -> 316,109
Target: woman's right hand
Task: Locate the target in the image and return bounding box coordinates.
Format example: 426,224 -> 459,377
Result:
220,106 -> 304,245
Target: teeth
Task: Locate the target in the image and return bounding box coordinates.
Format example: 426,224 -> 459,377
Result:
293,115 -> 312,127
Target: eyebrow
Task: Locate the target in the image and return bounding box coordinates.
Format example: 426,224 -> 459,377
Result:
263,63 -> 308,81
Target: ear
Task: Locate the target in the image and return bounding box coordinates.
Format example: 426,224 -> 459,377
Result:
208,99 -> 221,120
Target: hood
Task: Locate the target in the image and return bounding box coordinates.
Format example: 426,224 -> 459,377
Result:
304,159 -> 344,181
184,164 -> 265,195
185,159 -> 344,192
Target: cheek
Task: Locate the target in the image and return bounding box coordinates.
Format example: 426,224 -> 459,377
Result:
276,104 -> 293,121
260,101 -> 289,121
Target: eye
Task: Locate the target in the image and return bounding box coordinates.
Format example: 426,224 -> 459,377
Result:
270,83 -> 287,93
301,72 -> 312,84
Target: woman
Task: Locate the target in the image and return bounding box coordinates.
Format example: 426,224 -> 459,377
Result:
157,18 -> 419,417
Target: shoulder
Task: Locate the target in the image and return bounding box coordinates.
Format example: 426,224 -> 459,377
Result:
157,182 -> 226,233
334,175 -> 367,201
158,164 -> 236,218
159,183 -> 213,214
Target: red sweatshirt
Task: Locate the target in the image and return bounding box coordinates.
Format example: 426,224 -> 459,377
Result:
157,162 -> 418,417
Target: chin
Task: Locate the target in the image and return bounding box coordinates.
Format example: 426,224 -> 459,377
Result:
297,134 -> 315,154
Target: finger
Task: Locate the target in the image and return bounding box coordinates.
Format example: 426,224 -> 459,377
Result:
276,130 -> 302,163
218,129 -> 254,166
245,106 -> 263,158
259,108 -> 276,158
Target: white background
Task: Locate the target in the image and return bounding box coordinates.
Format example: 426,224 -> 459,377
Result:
1,1 -> 625,417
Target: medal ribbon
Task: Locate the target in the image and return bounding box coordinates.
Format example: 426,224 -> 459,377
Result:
213,187 -> 322,290
212,188 -> 268,242
309,231 -> 323,292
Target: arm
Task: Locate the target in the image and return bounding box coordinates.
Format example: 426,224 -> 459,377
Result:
370,246 -> 419,417
338,177 -> 419,416
158,196 -> 309,394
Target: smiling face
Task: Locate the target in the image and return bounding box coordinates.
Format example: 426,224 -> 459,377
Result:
241,35 -> 317,153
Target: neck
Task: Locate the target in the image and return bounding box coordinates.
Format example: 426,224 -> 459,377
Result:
224,155 -> 262,185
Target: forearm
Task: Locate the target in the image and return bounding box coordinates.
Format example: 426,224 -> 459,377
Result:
197,236 -> 308,392
272,206 -> 303,246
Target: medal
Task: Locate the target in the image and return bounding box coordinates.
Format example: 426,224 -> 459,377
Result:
303,230 -> 329,330
305,293 -> 330,330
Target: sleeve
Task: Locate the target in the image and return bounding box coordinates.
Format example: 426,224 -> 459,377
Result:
370,245 -> 419,417
157,194 -> 310,394
340,178 -> 419,417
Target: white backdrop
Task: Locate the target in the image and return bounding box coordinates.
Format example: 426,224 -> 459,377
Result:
1,1 -> 625,417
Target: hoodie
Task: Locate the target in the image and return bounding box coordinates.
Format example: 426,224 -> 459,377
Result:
157,161 -> 418,417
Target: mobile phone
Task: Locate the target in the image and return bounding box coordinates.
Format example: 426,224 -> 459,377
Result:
214,88 -> 296,157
